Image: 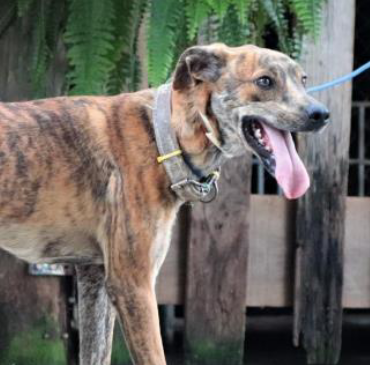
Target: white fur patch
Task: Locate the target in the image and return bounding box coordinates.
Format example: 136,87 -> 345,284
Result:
150,208 -> 178,288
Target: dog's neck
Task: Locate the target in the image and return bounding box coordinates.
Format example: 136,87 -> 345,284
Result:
170,88 -> 226,178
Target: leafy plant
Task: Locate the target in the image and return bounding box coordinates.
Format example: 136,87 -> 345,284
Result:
64,0 -> 115,95
30,0 -> 50,98
17,0 -> 35,17
148,0 -> 184,86
290,0 -> 325,40
2,0 -> 326,96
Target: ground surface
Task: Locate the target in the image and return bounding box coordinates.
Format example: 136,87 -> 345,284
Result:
164,312 -> 370,365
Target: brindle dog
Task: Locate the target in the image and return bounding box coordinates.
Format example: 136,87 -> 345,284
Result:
0,43 -> 329,365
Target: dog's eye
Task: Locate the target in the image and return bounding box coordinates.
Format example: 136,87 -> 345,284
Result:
302,75 -> 307,87
255,76 -> 274,89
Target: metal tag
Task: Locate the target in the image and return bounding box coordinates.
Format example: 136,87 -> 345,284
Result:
29,263 -> 71,276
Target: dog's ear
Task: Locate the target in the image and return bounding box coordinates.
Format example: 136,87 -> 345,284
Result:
173,47 -> 225,90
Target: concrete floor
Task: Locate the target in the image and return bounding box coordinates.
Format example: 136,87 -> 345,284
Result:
165,311 -> 370,365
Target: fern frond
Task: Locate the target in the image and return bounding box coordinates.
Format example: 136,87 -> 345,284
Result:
148,0 -> 183,86
261,0 -> 290,53
45,0 -> 65,54
170,5 -> 191,72
30,0 -> 50,98
128,1 -> 147,91
206,0 -> 231,18
289,25 -> 304,59
185,0 -> 211,41
250,1 -> 268,46
107,0 -> 147,93
65,0 -> 115,95
290,0 -> 324,40
17,0 -> 35,17
120,0 -> 148,92
230,0 -> 251,26
105,0 -> 133,94
218,4 -> 251,46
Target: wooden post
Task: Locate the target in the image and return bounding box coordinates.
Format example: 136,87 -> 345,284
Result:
184,155 -> 251,365
0,2 -> 70,364
293,1 -> 355,364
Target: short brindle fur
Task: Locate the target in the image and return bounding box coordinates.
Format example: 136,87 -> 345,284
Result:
0,44 -> 329,364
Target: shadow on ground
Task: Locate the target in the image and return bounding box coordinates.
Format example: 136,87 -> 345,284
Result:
165,310 -> 370,365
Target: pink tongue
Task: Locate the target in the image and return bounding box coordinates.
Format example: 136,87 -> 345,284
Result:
262,123 -> 310,199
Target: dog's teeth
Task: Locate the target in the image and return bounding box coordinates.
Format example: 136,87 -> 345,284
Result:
251,123 -> 271,152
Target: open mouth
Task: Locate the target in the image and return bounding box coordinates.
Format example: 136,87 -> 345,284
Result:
242,118 -> 275,174
242,116 -> 310,199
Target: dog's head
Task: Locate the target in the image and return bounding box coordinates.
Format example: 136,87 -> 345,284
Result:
171,43 -> 330,199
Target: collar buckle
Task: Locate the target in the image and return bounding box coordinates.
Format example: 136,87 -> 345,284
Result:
170,170 -> 220,203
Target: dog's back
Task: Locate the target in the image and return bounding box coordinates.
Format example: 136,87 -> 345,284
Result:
0,91 -> 163,263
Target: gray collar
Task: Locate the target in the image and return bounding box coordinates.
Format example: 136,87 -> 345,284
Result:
152,83 -> 219,203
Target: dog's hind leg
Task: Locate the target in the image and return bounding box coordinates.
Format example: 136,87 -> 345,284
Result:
76,264 -> 116,365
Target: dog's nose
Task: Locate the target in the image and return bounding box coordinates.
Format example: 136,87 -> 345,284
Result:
306,104 -> 330,124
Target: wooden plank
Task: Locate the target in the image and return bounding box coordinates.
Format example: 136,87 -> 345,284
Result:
343,197 -> 370,308
156,196 -> 370,309
184,156 -> 251,365
293,1 -> 355,363
157,195 -> 292,307
246,195 -> 293,307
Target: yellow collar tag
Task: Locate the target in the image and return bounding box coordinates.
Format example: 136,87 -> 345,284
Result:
157,150 -> 182,163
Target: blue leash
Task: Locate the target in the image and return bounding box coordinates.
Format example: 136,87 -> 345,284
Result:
307,61 -> 370,93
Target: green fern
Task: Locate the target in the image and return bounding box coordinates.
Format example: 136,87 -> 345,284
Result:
148,0 -> 183,86
17,0 -> 35,17
289,26 -> 304,59
206,0 -> 230,18
5,0 -> 327,95
218,4 -> 250,47
290,0 -> 325,40
30,0 -> 50,98
45,0 -> 65,54
261,0 -> 291,53
120,0 -> 147,92
107,0 -> 147,93
186,0 -> 211,41
170,4 -> 191,74
105,0 -> 133,94
65,0 -> 115,95
230,0 -> 251,26
250,1 -> 269,47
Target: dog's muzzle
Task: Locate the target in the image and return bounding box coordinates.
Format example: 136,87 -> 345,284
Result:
302,103 -> 330,131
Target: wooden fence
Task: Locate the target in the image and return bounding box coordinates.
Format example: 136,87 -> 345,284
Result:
157,196 -> 370,308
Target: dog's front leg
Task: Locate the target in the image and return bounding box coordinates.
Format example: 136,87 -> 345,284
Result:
76,264 -> 116,365
105,271 -> 165,365
101,173 -> 167,365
